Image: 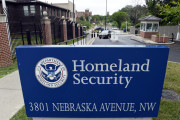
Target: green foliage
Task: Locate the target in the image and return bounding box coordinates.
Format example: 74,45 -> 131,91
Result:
77,20 -> 91,29
0,62 -> 18,78
158,1 -> 180,25
153,100 -> 180,120
163,62 -> 180,94
92,15 -> 104,23
121,22 -> 131,30
80,16 -> 84,21
120,5 -> 148,25
112,11 -> 128,29
10,62 -> 180,120
112,21 -> 118,27
146,0 -> 180,25
10,107 -> 32,120
86,16 -> 89,21
135,22 -> 141,28
92,15 -> 112,25
145,0 -> 160,16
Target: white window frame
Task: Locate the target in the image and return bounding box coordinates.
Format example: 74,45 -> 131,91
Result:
140,21 -> 159,32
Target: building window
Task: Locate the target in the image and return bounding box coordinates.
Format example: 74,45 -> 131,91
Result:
51,8 -> 52,16
40,6 -> 43,16
30,5 -> 35,15
57,10 -> 60,17
23,6 -> 29,16
146,23 -> 152,32
46,7 -> 49,15
152,23 -> 158,32
140,23 -> 146,31
23,5 -> 36,16
141,23 -> 159,32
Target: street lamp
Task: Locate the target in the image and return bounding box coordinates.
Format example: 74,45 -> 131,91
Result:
105,0 -> 107,30
73,0 -> 75,22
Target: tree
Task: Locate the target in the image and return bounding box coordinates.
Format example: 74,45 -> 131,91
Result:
158,1 -> 180,25
80,16 -> 84,21
145,0 -> 179,16
145,0 -> 160,16
86,16 -> 89,21
112,21 -> 118,27
121,22 -> 131,30
77,20 -> 91,29
112,11 -> 129,29
121,5 -> 148,25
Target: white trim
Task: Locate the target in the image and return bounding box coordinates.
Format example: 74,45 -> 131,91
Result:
140,22 -> 159,32
2,0 -> 13,54
33,118 -> 152,120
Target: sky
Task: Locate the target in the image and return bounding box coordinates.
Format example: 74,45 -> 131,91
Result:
40,0 -> 146,15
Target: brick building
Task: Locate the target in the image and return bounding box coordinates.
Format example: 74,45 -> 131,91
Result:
0,0 -> 84,67
139,15 -> 162,38
76,9 -> 92,21
0,0 -> 71,23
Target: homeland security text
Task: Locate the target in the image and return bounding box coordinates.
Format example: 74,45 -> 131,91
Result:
72,59 -> 150,88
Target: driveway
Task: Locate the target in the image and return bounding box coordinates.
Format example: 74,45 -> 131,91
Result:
92,34 -> 180,63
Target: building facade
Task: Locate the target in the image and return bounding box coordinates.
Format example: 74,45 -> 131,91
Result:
53,0 -> 76,22
76,9 -> 92,21
0,0 -> 71,22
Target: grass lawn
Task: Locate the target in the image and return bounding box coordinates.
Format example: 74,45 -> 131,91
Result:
10,107 -> 32,120
163,62 -> 180,94
0,62 -> 18,79
10,62 -> 180,120
60,38 -> 83,45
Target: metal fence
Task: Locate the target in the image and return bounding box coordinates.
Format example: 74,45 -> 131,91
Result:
2,5 -> 89,56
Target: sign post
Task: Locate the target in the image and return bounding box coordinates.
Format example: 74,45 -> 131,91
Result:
16,45 -> 169,119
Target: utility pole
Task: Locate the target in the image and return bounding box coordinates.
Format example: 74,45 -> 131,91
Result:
73,0 -> 75,22
105,0 -> 107,30
177,21 -> 180,40
126,21 -> 128,33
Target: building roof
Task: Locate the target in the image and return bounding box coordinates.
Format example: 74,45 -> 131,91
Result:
0,0 -> 70,11
139,15 -> 162,21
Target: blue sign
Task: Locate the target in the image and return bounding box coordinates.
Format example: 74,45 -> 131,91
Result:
16,45 -> 169,118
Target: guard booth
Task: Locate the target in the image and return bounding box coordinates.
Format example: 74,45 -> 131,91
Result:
139,15 -> 162,38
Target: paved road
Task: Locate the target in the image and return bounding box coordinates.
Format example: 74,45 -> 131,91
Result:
93,34 -> 180,63
93,35 -> 144,45
166,41 -> 180,63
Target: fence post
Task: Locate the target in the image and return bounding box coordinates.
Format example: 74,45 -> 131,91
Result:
72,22 -> 75,40
26,30 -> 31,45
61,16 -> 67,42
41,11 -> 52,45
78,24 -> 81,38
0,14 -> 13,67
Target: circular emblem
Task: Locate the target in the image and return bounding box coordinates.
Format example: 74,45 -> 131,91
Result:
35,57 -> 68,88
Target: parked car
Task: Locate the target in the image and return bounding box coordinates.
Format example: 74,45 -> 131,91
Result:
112,28 -> 119,30
99,30 -> 111,39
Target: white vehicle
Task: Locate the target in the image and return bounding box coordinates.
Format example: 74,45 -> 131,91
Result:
99,30 -> 111,39
112,28 -> 119,30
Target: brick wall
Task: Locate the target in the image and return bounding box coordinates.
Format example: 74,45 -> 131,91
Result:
0,22 -> 13,67
140,31 -> 158,38
61,20 -> 67,42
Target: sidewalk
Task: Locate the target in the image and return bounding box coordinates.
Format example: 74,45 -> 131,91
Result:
0,37 -> 95,120
131,35 -> 175,45
0,71 -> 24,120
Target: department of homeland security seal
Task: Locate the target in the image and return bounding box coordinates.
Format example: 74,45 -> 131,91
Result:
35,57 -> 68,88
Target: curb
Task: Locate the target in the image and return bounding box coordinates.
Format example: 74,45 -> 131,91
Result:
131,35 -> 175,45
168,61 -> 180,64
86,38 -> 96,45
